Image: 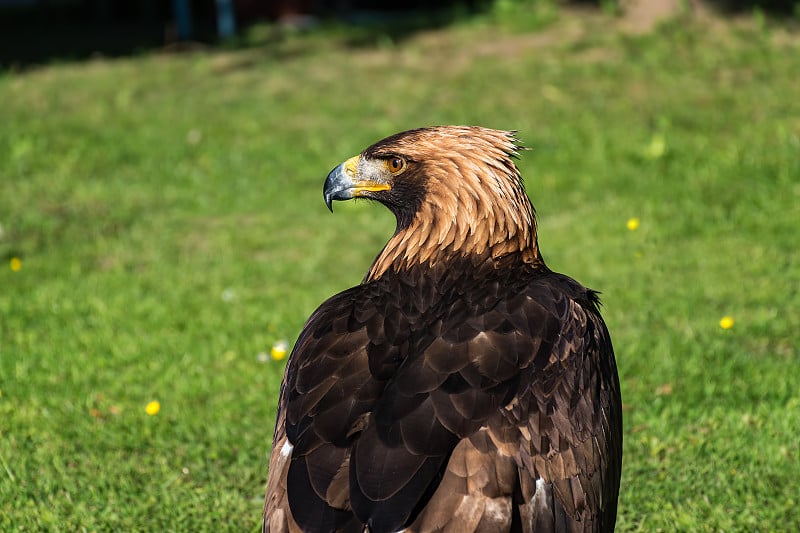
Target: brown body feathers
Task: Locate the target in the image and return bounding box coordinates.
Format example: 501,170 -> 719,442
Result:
263,126 -> 622,532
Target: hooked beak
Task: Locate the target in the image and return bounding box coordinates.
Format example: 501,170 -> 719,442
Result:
323,157 -> 356,212
323,155 -> 391,212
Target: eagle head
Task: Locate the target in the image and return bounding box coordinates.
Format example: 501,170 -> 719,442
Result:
323,126 -> 541,281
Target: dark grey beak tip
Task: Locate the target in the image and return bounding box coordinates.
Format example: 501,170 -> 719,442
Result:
323,163 -> 351,212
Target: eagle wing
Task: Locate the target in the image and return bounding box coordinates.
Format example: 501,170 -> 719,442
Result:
264,267 -> 621,533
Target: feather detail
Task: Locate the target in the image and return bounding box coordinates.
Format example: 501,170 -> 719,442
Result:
362,127 -> 539,282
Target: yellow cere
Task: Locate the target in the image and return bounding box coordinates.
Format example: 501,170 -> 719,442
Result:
10,257 -> 22,271
271,340 -> 288,361
343,155 -> 360,177
145,400 -> 161,416
626,218 -> 640,231
719,316 -> 735,330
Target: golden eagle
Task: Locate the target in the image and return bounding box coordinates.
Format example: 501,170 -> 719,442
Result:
263,126 -> 622,532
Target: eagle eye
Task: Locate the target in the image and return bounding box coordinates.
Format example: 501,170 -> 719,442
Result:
385,157 -> 406,175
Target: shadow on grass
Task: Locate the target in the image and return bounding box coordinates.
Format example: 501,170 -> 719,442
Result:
0,6 -> 216,70
0,3 -> 488,71
4,0 -> 795,71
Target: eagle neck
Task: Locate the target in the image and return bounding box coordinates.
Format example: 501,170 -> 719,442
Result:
364,194 -> 541,282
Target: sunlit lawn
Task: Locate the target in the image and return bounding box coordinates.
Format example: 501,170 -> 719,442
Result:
1,5 -> 799,531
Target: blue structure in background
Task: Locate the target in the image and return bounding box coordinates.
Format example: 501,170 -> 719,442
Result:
172,0 -> 193,40
216,0 -> 236,39
171,0 -> 236,41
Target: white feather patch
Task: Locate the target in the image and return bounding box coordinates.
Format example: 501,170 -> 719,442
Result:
532,477 -> 548,513
280,441 -> 293,458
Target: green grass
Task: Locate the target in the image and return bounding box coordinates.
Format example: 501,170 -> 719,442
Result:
1,6 -> 799,531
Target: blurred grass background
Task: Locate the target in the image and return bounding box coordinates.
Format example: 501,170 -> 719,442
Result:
1,2 -> 799,530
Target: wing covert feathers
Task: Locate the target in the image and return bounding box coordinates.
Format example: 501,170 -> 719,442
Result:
264,259 -> 622,533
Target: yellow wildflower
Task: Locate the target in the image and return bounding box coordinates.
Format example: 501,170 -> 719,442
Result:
627,218 -> 640,231
271,340 -> 288,361
145,400 -> 161,416
10,257 -> 21,271
644,134 -> 666,159
719,316 -> 734,330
